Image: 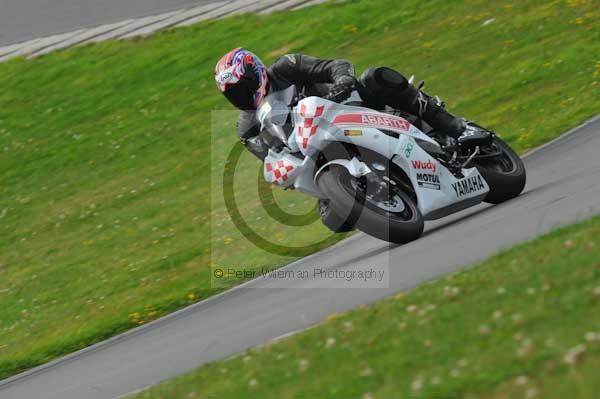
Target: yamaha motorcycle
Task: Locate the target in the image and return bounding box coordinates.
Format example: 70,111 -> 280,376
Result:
256,85 -> 526,244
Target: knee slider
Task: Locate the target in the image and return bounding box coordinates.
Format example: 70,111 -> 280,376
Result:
373,67 -> 408,91
358,67 -> 409,108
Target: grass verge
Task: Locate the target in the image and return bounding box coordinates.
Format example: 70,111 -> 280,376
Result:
132,215 -> 600,399
0,0 -> 599,379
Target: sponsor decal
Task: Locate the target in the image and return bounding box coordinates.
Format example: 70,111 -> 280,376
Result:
404,137 -> 415,159
416,172 -> 441,190
218,71 -> 233,83
333,112 -> 411,131
451,175 -> 486,197
257,102 -> 272,124
343,129 -> 363,137
411,159 -> 437,173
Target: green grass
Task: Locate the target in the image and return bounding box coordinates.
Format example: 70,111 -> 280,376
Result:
132,215 -> 600,399
0,0 -> 599,379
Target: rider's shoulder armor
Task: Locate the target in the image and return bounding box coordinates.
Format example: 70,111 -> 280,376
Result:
268,54 -> 303,91
269,54 -> 356,92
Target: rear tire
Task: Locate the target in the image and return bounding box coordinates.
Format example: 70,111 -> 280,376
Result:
476,137 -> 526,204
317,166 -> 424,244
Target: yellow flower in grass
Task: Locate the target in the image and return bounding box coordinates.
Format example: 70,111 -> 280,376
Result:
594,63 -> 600,78
563,344 -> 586,364
567,0 -> 587,7
298,358 -> 309,372
326,313 -> 341,321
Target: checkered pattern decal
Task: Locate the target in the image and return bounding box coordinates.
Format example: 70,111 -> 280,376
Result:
265,159 -> 295,185
297,102 -> 325,150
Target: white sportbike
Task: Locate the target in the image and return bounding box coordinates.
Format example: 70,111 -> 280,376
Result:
257,86 -> 526,243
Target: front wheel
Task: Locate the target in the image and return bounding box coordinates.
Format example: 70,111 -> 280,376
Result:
475,137 -> 526,204
317,165 -> 424,244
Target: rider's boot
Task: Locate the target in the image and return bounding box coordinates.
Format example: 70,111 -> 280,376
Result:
401,84 -> 493,149
405,87 -> 464,138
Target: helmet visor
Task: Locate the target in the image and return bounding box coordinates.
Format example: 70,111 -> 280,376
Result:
223,82 -> 256,110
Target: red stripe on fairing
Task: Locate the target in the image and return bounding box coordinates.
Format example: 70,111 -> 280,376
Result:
333,113 -> 411,131
333,114 -> 362,124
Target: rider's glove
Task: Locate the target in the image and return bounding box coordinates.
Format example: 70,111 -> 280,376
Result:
326,75 -> 357,103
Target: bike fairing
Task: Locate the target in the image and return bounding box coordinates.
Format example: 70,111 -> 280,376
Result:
261,95 -> 490,219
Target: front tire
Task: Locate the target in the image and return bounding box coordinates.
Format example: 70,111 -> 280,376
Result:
319,199 -> 355,233
475,137 -> 526,204
317,166 -> 424,244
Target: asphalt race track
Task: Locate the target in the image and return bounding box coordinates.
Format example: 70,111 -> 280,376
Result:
1,115 -> 599,398
0,0 -> 220,46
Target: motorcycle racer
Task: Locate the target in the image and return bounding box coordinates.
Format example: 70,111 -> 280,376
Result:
214,47 -> 492,160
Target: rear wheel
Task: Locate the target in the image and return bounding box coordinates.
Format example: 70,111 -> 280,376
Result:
317,165 -> 424,244
475,137 -> 526,204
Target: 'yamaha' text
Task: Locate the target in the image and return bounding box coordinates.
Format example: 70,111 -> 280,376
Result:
451,175 -> 486,197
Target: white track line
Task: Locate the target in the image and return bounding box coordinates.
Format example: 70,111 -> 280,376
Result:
82,10 -> 182,44
31,20 -> 136,57
0,42 -> 26,57
175,0 -> 262,27
119,2 -> 229,39
292,0 -> 328,10
0,30 -> 85,62
228,0 -> 294,16
258,0 -> 315,14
